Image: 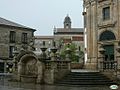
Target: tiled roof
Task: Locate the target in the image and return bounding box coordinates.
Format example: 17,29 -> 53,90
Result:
0,17 -> 36,31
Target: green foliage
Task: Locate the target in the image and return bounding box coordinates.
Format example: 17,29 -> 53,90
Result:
59,43 -> 84,62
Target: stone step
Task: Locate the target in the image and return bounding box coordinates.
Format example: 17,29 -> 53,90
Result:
65,75 -> 108,78
56,71 -> 117,86
57,82 -> 115,85
61,79 -> 113,82
64,77 -> 110,80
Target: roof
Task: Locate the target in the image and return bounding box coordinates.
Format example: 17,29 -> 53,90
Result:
0,17 -> 36,31
35,36 -> 54,39
54,28 -> 84,34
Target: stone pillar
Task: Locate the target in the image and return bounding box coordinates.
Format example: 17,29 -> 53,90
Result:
65,47 -> 71,70
98,44 -> 106,71
44,46 -> 57,84
116,43 -> 120,70
17,62 -> 23,81
36,61 -> 43,84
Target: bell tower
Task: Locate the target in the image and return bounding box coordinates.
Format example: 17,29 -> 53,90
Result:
64,15 -> 71,29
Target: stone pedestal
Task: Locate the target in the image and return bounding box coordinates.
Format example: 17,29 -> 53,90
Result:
84,57 -> 98,70
36,61 -> 43,84
17,62 -> 23,81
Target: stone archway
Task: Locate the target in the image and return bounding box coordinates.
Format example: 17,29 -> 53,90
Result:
99,31 -> 116,61
17,53 -> 43,83
99,31 -> 116,41
19,55 -> 38,75
98,31 -> 117,70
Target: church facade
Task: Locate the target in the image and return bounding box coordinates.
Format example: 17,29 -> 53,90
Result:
83,0 -> 120,72
54,15 -> 84,52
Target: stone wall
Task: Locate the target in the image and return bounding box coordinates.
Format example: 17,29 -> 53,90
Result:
83,0 -> 120,70
43,60 -> 71,84
0,26 -> 34,58
0,25 -> 34,73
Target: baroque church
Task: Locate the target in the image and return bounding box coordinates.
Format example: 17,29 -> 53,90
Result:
54,15 -> 84,52
83,0 -> 120,73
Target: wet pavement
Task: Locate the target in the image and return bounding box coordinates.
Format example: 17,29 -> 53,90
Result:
0,73 -> 119,90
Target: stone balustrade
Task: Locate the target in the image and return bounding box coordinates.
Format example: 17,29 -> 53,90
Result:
100,61 -> 117,71
12,41 -> 71,84
44,60 -> 70,70
43,60 -> 71,84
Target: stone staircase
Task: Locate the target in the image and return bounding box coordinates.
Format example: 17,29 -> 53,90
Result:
56,70 -> 117,86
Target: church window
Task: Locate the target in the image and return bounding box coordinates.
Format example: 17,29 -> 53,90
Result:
99,31 -> 116,41
103,7 -> 110,20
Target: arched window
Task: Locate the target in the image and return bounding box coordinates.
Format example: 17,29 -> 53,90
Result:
99,31 -> 116,41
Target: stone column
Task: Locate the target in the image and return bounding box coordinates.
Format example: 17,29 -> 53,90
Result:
65,45 -> 71,70
116,42 -> 120,70
36,61 -> 43,84
98,44 -> 106,71
44,58 -> 57,84
17,62 -> 23,81
48,46 -> 57,84
44,42 -> 58,84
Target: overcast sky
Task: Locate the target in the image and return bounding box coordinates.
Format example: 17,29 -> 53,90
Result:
0,0 -> 83,35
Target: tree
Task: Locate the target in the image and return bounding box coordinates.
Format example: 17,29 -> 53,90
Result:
60,43 -> 84,62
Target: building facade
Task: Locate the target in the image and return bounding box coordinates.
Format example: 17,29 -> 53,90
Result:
0,17 -> 36,73
34,36 -> 54,55
54,15 -> 84,52
83,0 -> 120,72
